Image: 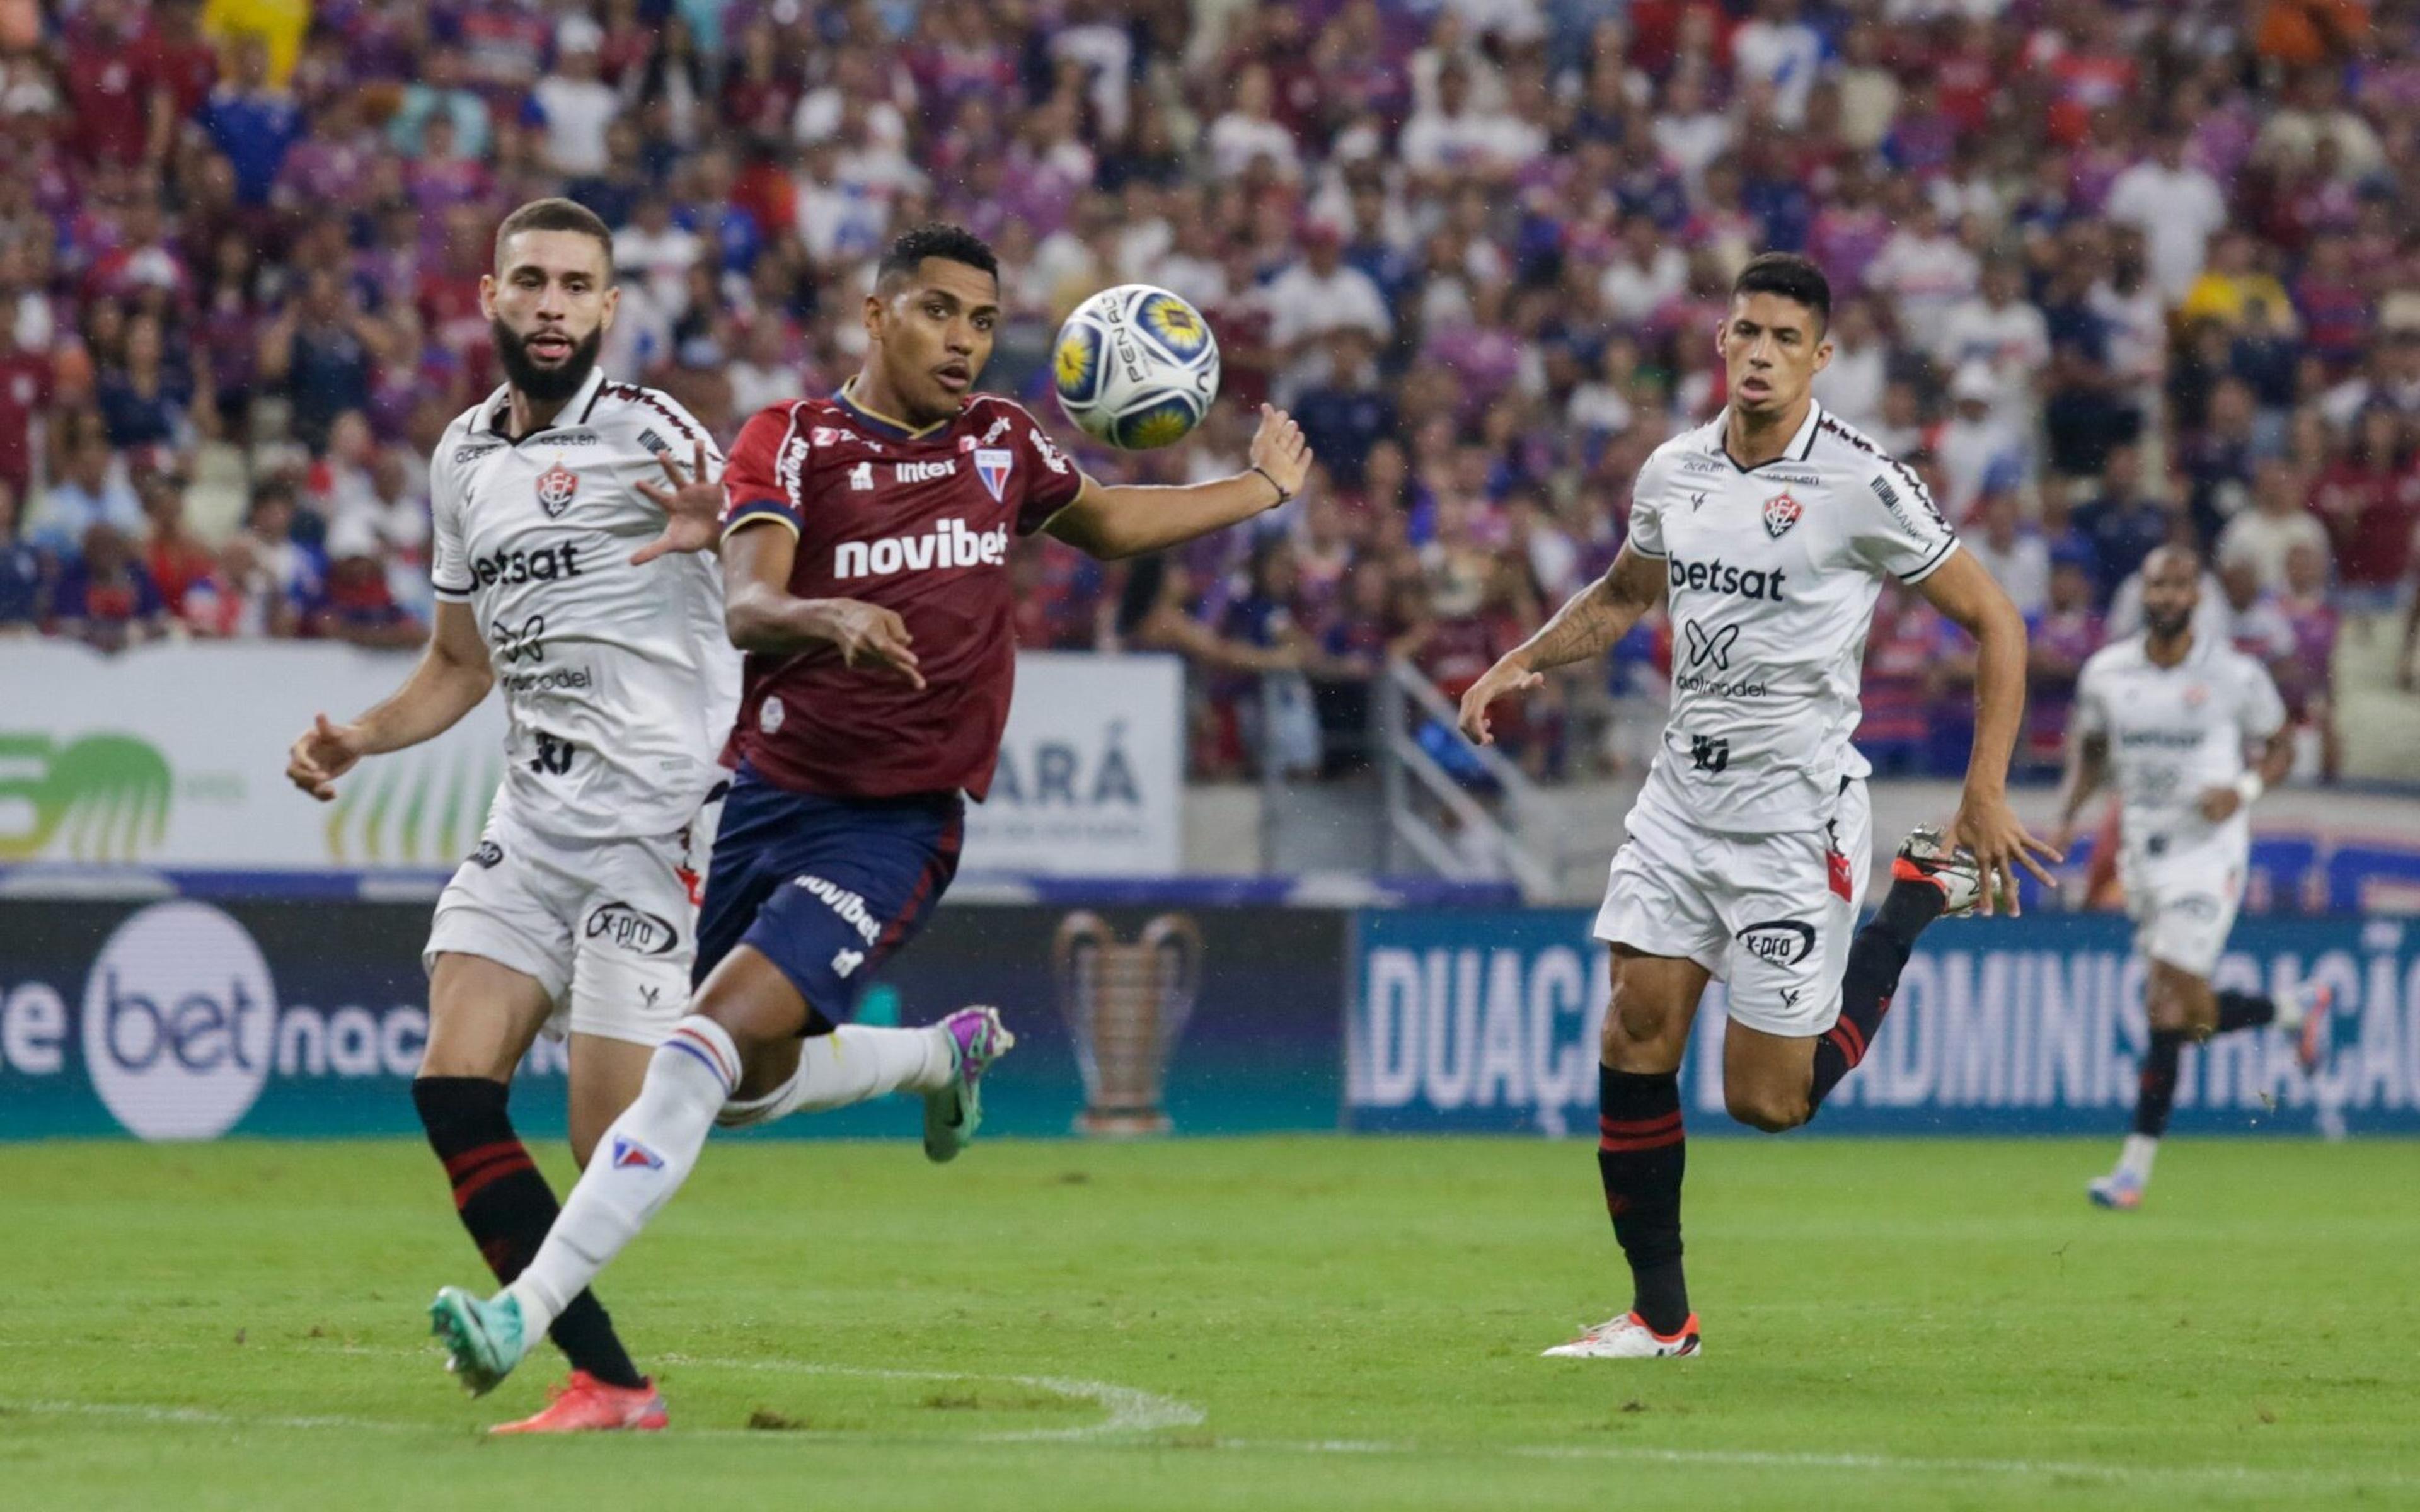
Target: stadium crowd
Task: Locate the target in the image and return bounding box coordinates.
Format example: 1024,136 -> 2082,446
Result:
3,0 -> 2417,784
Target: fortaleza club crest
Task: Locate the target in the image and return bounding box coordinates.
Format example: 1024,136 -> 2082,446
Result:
534,460 -> 579,517
1763,490 -> 1802,539
974,447 -> 1015,502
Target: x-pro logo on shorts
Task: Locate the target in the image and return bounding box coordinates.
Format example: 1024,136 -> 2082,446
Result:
1683,620 -> 1741,671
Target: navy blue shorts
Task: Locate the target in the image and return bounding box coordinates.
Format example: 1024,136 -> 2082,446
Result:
693,764 -> 965,1024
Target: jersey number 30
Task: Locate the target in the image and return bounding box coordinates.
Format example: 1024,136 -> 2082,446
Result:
531,731 -> 576,776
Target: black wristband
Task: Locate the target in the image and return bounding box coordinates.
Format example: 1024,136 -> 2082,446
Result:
1251,464 -> 1291,506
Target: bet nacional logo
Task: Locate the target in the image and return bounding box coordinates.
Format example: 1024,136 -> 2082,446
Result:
79,902 -> 278,1140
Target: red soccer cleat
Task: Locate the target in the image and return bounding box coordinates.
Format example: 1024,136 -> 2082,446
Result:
488,1372 -> 669,1435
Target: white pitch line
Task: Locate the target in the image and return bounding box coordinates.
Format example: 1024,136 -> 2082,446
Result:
650,1353 -> 1205,1440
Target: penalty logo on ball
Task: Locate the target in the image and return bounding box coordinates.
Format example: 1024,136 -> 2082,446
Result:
1053,284 -> 1221,450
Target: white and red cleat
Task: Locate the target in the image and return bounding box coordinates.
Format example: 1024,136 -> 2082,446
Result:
2278,982 -> 2334,1075
1541,1311 -> 1702,1359
488,1371 -> 669,1435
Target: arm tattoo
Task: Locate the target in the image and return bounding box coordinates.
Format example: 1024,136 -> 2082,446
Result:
1516,564 -> 1655,672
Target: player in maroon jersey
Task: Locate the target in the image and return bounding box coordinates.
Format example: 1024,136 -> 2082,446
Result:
430,224 -> 1311,1394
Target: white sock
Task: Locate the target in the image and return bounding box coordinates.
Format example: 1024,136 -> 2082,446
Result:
2117,1133 -> 2159,1184
504,1016 -> 739,1336
715,1024 -> 953,1128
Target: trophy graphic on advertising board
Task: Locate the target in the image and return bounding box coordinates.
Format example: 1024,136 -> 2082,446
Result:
1052,911 -> 1202,1136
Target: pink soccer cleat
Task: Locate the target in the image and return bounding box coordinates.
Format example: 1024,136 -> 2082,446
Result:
488,1372 -> 669,1435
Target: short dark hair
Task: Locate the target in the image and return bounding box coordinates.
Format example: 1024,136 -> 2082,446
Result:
877,223 -> 999,289
1731,252 -> 1831,333
493,198 -> 615,278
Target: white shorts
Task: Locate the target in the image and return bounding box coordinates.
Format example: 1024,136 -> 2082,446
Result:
423,799 -> 717,1047
1593,779 -> 1872,1038
2120,831 -> 2245,978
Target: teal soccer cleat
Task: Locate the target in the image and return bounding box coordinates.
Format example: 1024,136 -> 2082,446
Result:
923,1006 -> 1015,1164
429,1286 -> 532,1397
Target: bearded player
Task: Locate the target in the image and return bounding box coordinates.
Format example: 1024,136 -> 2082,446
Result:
427,224 -> 1311,1392
2056,546 -> 2331,1212
285,198 -> 745,1431
1459,253 -> 2060,1358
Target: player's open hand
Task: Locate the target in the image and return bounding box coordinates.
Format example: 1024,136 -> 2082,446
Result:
1949,788 -> 2063,917
285,713 -> 366,803
809,598 -> 925,690
1457,655 -> 1543,746
1247,404 -> 1311,503
2197,785 -> 2244,823
633,438 -> 723,566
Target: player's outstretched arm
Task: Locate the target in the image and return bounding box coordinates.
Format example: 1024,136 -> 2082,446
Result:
721,520 -> 925,687
1458,544 -> 1665,747
284,601 -> 493,802
1044,404 -> 1311,560
1915,550 -> 2062,913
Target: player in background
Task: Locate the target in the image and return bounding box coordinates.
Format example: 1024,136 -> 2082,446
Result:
286,198 -> 749,1433
427,223 -> 1313,1393
2054,546 -> 2331,1211
1459,253 -> 2059,1359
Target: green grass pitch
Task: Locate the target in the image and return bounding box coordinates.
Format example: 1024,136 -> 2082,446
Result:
7,1136 -> 2417,1510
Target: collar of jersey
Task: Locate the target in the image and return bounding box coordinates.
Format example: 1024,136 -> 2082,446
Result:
483,367 -> 610,444
1708,399 -> 1824,474
833,378 -> 952,441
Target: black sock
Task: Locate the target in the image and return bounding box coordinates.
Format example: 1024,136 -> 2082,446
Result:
1808,882 -> 1947,1114
2214,990 -> 2276,1034
1596,1065 -> 1688,1335
411,1077 -> 647,1389
2132,1029 -> 2187,1138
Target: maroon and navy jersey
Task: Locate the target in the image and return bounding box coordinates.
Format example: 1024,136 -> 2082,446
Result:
718,387 -> 1087,800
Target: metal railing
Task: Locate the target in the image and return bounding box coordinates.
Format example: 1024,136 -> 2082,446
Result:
1371,658 -> 1567,902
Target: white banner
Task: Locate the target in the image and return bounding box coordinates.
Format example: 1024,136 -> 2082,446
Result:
1,639 -> 509,869
0,641 -> 1182,875
960,651 -> 1184,876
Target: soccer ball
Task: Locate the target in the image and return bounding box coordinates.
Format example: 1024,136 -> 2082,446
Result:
1052,284 -> 1221,450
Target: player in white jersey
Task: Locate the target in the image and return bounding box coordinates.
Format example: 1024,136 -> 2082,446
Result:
2054,546 -> 2330,1212
1460,254 -> 2057,1359
284,200 -> 734,1433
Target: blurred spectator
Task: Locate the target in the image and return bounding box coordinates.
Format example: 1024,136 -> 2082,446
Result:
2106,128 -> 2228,306
2218,458 -> 2331,593
51,522 -> 166,652
2309,406 -> 2420,604
1291,329 -> 1396,489
533,21 -> 620,178
1937,365 -> 2027,519
200,37 -> 301,208
305,516 -> 423,649
26,432 -> 144,555
2071,444 -> 2170,602
1966,489 -> 2050,619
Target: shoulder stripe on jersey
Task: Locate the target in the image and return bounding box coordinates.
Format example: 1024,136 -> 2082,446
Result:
723,501 -> 799,541
605,384 -> 706,449
1818,415 -> 1935,508
1898,536 -> 1959,584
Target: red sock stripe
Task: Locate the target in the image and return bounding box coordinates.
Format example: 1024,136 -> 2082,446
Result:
670,1025 -> 737,1089
1599,1126 -> 1688,1154
1827,1015 -> 1869,1067
1598,1112 -> 1683,1137
443,1139 -> 525,1179
453,1152 -> 536,1210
